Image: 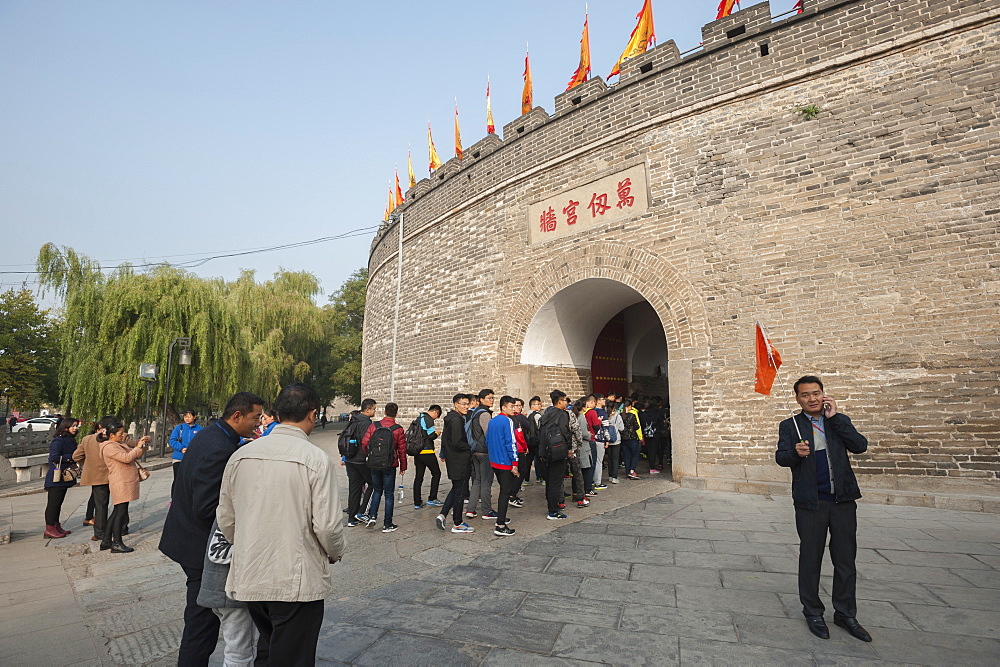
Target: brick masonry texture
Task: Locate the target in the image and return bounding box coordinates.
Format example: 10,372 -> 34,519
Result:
363,0 -> 1000,492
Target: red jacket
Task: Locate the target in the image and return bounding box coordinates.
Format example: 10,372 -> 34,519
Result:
585,409 -> 602,440
362,417 -> 408,473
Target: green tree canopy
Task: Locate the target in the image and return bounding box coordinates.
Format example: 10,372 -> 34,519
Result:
314,268 -> 367,406
36,243 -> 337,423
0,288 -> 58,411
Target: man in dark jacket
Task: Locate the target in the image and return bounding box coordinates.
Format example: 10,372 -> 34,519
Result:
436,394 -> 474,533
159,392 -> 264,667
345,399 -> 377,526
775,376 -> 871,644
541,390 -> 572,520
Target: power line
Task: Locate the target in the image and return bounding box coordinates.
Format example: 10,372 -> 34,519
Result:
0,226 -> 378,276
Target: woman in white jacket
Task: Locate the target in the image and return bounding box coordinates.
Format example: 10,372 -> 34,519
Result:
606,403 -> 625,484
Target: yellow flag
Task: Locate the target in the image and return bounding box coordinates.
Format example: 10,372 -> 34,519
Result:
521,49 -> 533,115
486,77 -> 496,134
610,0 -> 655,78
383,187 -> 391,221
454,102 -> 463,159
428,122 -> 442,172
407,148 -> 416,188
567,12 -> 591,90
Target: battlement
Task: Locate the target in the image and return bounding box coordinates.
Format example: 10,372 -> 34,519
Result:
370,0 -> 996,266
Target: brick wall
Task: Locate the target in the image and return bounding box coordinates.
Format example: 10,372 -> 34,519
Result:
363,0 -> 1000,492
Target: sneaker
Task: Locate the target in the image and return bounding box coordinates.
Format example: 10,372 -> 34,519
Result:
540,480 -> 546,486
508,498 -> 524,508
547,512 -> 568,520
627,473 -> 640,480
355,514 -> 370,523
435,514 -> 446,531
426,500 -> 443,507
493,524 -> 516,536
464,498 -> 469,503
451,522 -> 475,533
481,511 -> 498,520
366,517 -> 378,528
577,499 -> 590,507
382,524 -> 398,533
346,520 -> 359,527
558,503 -> 566,509
594,484 -> 608,490
465,510 -> 478,519
610,478 -> 619,484
414,503 -> 425,510
650,468 -> 661,474
586,491 -> 598,497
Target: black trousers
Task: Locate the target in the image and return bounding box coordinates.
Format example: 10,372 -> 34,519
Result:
45,486 -> 69,525
545,459 -> 567,513
606,444 -> 621,480
442,477 -> 469,526
345,463 -> 373,519
412,453 -> 441,504
515,451 -> 533,493
492,468 -> 518,526
103,501 -> 129,546
647,436 -> 663,469
795,500 -> 858,619
178,565 -> 221,666
85,493 -> 95,520
247,599 -> 324,667
91,484 -> 110,540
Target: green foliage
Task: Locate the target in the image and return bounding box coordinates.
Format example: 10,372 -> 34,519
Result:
0,288 -> 59,410
795,104 -> 823,120
320,268 -> 367,405
36,243 -> 342,424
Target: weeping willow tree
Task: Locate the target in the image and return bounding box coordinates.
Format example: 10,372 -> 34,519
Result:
36,243 -> 332,424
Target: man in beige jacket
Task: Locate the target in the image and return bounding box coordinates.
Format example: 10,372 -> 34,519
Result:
217,383 -> 345,666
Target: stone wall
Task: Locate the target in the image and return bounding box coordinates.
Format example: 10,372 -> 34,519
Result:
364,0 -> 1000,495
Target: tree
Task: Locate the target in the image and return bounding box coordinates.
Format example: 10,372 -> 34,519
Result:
320,268 -> 367,405
0,288 -> 58,411
36,243 -> 333,424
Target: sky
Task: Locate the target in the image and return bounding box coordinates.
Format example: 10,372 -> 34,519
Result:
0,0 -> 773,304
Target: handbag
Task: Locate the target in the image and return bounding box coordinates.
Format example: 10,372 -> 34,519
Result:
61,461 -> 81,483
135,462 -> 150,481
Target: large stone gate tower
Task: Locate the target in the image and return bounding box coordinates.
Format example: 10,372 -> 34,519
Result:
363,0 -> 1000,506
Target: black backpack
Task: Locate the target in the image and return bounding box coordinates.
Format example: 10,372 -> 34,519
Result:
525,411 -> 541,450
366,423 -> 401,470
405,416 -> 428,456
538,410 -> 569,462
337,420 -> 361,459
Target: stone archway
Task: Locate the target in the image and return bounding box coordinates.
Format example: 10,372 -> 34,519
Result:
497,244 -> 710,480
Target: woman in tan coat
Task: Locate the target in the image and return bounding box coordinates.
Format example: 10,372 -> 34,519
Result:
99,421 -> 150,553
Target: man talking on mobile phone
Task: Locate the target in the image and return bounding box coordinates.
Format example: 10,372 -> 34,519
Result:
775,375 -> 872,643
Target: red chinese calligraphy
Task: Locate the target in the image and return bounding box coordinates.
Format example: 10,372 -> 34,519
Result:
588,192 -> 611,217
563,199 -> 580,225
616,178 -> 635,209
539,207 -> 557,232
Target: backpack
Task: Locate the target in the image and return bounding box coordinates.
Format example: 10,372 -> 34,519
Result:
525,411 -> 540,450
594,408 -> 617,443
366,423 -> 401,469
464,408 -> 488,453
337,420 -> 361,458
538,410 -> 569,462
405,416 -> 428,456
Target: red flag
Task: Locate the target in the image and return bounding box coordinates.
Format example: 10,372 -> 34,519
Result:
486,77 -> 496,134
521,48 -> 533,115
793,0 -> 803,13
717,0 -> 739,19
754,323 -> 782,395
566,11 -> 591,91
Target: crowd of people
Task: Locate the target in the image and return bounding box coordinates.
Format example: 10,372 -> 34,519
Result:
338,389 -> 672,538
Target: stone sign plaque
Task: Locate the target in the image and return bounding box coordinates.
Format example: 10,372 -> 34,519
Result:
527,163 -> 649,245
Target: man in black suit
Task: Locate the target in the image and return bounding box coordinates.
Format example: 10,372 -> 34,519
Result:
159,392 -> 264,666
776,376 -> 872,643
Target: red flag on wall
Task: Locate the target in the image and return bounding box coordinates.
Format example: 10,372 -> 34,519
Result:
521,48 -> 533,115
793,0 -> 803,13
486,77 -> 496,134
717,0 -> 740,20
566,11 -> 591,91
754,323 -> 782,395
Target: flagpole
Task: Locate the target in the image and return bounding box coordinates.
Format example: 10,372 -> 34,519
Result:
759,321 -> 804,442
390,211 -> 404,402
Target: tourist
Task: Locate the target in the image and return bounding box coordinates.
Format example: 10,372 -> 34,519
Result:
486,396 -> 519,536
258,409 -> 279,437
643,398 -> 666,473
73,416 -> 124,543
567,399 -> 590,507
579,396 -> 598,496
217,383 -> 345,665
411,404 -> 443,510
360,402 -> 408,533
43,417 -> 81,538
197,519 -> 258,667
168,410 -> 202,470
621,399 -> 644,479
606,402 -> 624,484
343,400 -> 376,526
540,390 -> 571,520
466,389 -> 495,521
589,394 -> 610,490
99,420 -> 151,553
511,398 -> 533,501
436,393 -> 474,533
775,376 -> 871,643
527,396 -> 546,484
159,391 -> 264,666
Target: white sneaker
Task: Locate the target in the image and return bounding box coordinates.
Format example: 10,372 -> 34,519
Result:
610,478 -> 619,484
451,522 -> 475,533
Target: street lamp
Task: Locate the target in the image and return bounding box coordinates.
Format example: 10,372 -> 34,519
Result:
159,337 -> 193,457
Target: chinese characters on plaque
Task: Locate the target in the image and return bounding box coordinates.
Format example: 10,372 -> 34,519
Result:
527,164 -> 648,245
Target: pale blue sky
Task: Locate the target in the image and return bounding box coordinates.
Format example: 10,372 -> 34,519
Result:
0,0 -> 772,300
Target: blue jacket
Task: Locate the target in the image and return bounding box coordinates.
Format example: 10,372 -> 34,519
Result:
169,423 -> 203,460
45,435 -> 79,489
485,414 -> 518,470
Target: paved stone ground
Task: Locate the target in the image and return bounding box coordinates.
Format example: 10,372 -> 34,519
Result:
1,427 -> 998,665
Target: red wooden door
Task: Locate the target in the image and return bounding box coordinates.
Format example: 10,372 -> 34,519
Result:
591,312 -> 627,397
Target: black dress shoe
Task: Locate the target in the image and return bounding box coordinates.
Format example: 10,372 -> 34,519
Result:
806,615 -> 830,639
110,542 -> 135,554
834,616 -> 872,642
99,542 -> 112,551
